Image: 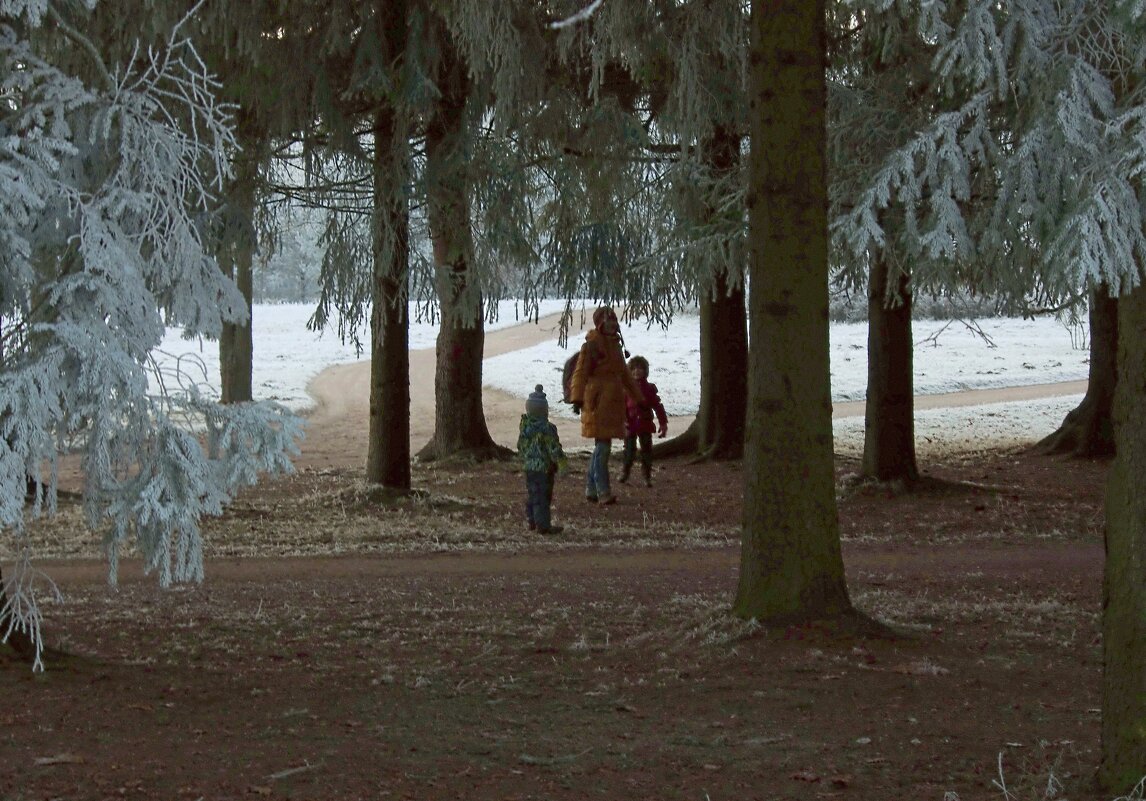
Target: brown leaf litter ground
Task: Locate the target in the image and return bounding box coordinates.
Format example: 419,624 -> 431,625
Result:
1,442 -> 1116,801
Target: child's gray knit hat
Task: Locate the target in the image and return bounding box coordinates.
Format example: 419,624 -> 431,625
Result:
525,384 -> 548,418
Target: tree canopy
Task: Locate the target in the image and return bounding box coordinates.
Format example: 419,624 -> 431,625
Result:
831,0 -> 1146,313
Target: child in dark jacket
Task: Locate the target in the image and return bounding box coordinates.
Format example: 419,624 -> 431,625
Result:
620,356 -> 668,487
517,385 -> 568,534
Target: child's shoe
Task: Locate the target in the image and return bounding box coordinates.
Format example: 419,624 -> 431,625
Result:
585,495 -> 598,503
539,524 -> 564,534
598,493 -> 617,505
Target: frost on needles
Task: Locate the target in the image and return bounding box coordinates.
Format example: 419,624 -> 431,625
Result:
0,2 -> 302,669
829,0 -> 1146,307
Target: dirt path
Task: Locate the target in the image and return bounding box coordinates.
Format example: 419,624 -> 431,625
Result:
37,540 -> 1100,584
300,314 -> 1085,470
829,379 -> 1087,417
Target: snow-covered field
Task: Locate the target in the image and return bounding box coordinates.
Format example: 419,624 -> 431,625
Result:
156,302 -> 1090,452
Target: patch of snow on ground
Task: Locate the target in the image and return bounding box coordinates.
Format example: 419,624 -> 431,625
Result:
155,304 -> 1089,452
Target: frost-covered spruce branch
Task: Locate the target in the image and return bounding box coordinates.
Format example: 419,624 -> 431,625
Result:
931,1 -> 1146,296
829,0 -> 1146,311
0,1 -> 301,669
548,0 -> 605,30
0,551 -> 60,671
830,91 -> 992,265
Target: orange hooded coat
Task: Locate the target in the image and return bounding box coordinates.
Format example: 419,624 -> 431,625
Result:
569,329 -> 643,440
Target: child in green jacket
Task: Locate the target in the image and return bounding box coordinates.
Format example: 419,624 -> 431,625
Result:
517,385 -> 568,534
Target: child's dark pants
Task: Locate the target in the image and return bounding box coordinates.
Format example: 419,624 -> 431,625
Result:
622,433 -> 654,483
524,470 -> 555,530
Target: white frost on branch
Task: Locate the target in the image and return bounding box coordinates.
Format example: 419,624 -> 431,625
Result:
549,0 -> 604,30
0,2 -> 302,668
832,0 -> 1146,303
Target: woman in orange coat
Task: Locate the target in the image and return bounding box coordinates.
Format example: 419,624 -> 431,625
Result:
569,306 -> 644,505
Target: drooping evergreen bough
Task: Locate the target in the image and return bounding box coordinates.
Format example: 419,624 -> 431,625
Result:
0,1 -> 301,669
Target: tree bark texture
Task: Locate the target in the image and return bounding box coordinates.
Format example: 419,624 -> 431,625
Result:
1037,286 -> 1117,458
366,106 -> 411,490
697,273 -> 748,459
219,248 -> 254,404
656,277 -> 749,461
734,0 -> 852,623
416,31 -> 504,462
861,251 -> 918,483
219,122 -> 258,405
655,130 -> 748,462
695,128 -> 748,461
1099,285 -> 1146,793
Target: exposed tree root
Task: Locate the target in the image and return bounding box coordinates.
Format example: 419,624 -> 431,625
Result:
653,421 -> 743,463
1034,394 -> 1115,458
415,442 -> 514,464
651,423 -> 700,459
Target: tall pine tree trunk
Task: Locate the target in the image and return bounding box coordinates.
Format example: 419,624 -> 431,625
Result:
734,0 -> 852,623
698,128 -> 748,461
219,121 -> 257,404
219,246 -> 254,404
657,274 -> 748,461
1037,285 -> 1117,457
416,32 -> 504,463
861,251 -> 918,483
698,273 -> 748,460
655,129 -> 748,462
366,107 -> 411,491
1100,284 -> 1146,792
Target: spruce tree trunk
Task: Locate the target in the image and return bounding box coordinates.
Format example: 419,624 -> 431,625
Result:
220,123 -> 257,404
416,34 -> 505,463
365,107 -> 411,491
734,0 -> 852,623
219,247 -> 254,404
655,131 -> 748,462
1036,285 -> 1117,458
655,277 -> 748,461
706,281 -> 748,460
1100,284 -> 1146,793
699,130 -> 748,461
422,313 -> 498,459
861,251 -> 918,483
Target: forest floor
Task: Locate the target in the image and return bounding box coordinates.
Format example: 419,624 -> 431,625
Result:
0,316 -> 1123,801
